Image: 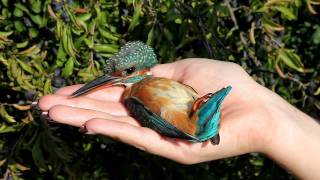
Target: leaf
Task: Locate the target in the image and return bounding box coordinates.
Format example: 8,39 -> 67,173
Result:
9,59 -> 21,79
61,26 -> 77,58
0,58 -> 8,68
146,26 -> 155,46
312,27 -> 320,45
98,28 -> 119,41
94,44 -> 119,53
43,78 -> 52,94
13,7 -> 23,17
47,4 -> 58,20
315,86 -> 320,96
0,159 -> 6,166
29,28 -> 39,38
32,61 -> 45,74
1,0 -> 8,7
32,137 -> 46,169
18,45 -> 40,57
315,100 -> 320,110
0,31 -> 13,36
61,57 -> 74,77
83,38 -> 93,49
75,18 -> 88,32
0,105 -> 16,123
262,16 -> 284,31
249,22 -> 256,44
14,21 -> 26,32
67,30 -> 77,57
163,27 -> 173,41
57,45 -> 66,60
307,0 -> 317,15
14,3 -> 30,13
0,124 -> 18,133
273,6 -> 296,20
11,162 -> 30,171
294,0 -> 302,7
78,69 -> 96,82
16,40 -> 29,48
78,13 -> 92,21
277,48 -> 304,72
17,59 -> 34,74
30,0 -> 41,14
62,27 -> 73,57
128,3 -> 142,31
30,14 -> 43,27
13,104 -> 31,111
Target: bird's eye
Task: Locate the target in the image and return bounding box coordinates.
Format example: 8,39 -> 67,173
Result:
123,67 -> 136,76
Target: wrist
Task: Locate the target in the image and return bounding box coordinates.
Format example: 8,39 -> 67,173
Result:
257,87 -> 320,179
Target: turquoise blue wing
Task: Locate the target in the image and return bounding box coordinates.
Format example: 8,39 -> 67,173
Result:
124,97 -> 201,142
195,86 -> 232,142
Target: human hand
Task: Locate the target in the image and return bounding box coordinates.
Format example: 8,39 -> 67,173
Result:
37,58 -> 317,168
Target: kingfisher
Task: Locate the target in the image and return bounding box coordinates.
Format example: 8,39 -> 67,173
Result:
71,41 -> 231,145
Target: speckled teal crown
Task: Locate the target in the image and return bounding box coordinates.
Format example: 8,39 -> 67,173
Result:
104,41 -> 158,74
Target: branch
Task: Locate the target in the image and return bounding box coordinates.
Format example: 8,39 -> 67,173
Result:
224,0 -> 248,47
275,64 -> 306,89
224,0 -> 238,29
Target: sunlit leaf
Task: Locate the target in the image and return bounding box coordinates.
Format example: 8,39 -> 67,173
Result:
17,59 -> 34,74
262,16 -> 284,31
43,78 -> 52,94
13,104 -> 31,111
315,86 -> 320,96
0,105 -> 16,123
18,45 -> 40,57
61,57 -> 74,77
16,40 -> 29,48
94,44 -> 119,53
128,3 -> 142,31
273,6 -> 296,20
277,48 -> 304,72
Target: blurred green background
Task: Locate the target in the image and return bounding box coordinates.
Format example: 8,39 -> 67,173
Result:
0,0 -> 319,179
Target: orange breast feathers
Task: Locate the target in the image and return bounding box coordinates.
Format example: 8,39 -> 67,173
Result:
123,77 -> 200,135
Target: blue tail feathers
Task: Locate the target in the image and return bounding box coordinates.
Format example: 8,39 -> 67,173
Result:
195,86 -> 232,141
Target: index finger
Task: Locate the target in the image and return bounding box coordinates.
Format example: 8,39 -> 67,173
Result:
55,84 -> 125,102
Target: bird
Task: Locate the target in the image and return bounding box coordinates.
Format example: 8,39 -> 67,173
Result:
71,41 -> 231,145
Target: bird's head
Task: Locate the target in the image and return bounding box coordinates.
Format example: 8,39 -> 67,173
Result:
105,41 -> 157,77
71,41 -> 157,97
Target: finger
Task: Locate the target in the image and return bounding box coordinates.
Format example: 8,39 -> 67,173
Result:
48,105 -> 139,127
39,94 -> 128,116
83,118 -> 199,163
55,84 -> 125,102
151,59 -> 195,81
151,63 -> 176,79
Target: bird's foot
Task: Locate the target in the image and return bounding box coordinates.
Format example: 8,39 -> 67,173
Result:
210,133 -> 220,145
192,93 -> 213,112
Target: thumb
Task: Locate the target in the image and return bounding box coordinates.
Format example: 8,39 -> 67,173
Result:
151,63 -> 176,79
151,61 -> 188,81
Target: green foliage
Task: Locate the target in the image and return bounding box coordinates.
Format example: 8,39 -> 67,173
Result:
0,0 -> 319,179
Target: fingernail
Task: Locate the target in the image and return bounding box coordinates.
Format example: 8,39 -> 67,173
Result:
79,125 -> 95,135
40,111 -> 54,122
134,145 -> 146,151
31,101 -> 40,110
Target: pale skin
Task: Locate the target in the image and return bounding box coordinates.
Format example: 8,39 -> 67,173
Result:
38,58 -> 320,179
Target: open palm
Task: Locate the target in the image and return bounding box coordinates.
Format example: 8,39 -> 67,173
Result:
39,58 -> 275,164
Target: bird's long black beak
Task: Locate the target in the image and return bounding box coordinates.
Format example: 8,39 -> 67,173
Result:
70,75 -> 122,98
